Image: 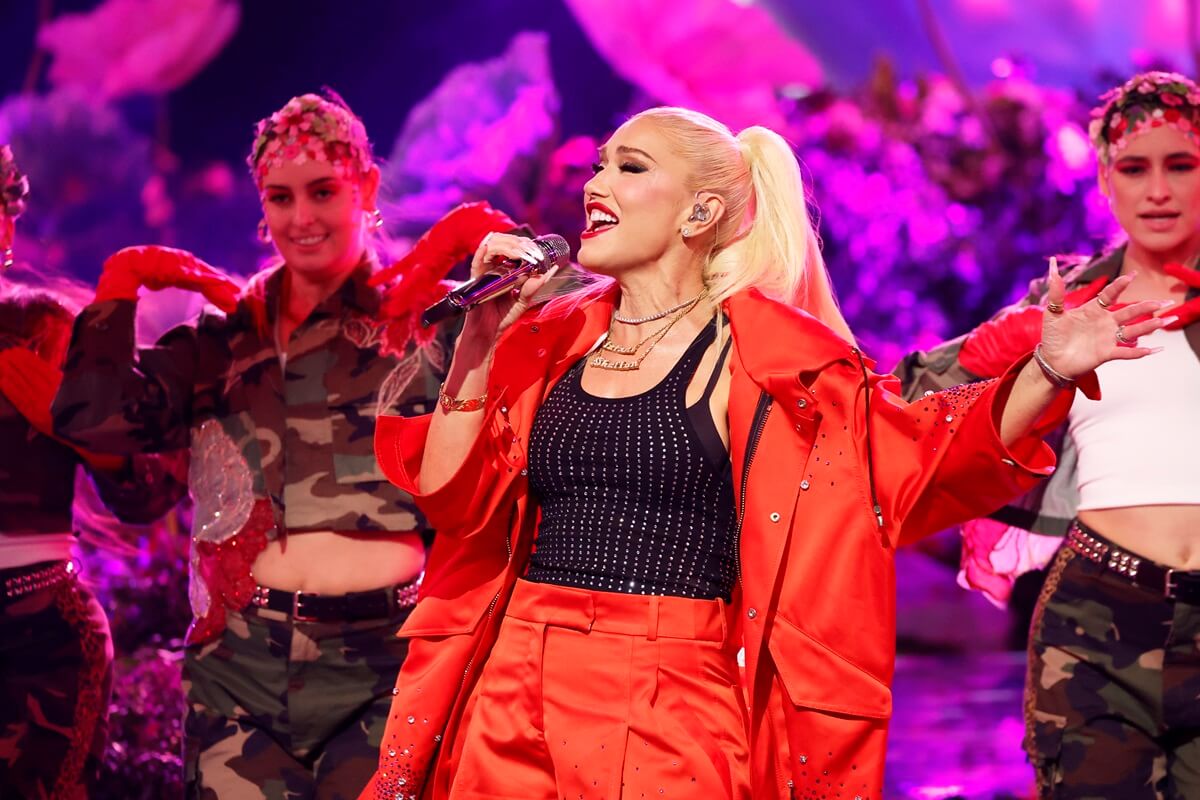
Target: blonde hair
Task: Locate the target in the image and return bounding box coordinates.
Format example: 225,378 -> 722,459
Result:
627,107 -> 853,342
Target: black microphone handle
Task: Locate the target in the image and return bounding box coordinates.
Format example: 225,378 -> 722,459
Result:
419,260 -> 536,328
419,294 -> 467,328
419,233 -> 571,328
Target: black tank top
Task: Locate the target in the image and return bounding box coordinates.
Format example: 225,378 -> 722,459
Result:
525,318 -> 737,600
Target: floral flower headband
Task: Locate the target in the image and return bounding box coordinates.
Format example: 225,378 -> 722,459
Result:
1,145 -> 30,219
247,93 -> 374,189
1088,71 -> 1200,165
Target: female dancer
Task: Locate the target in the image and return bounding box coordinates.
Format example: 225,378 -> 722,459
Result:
899,71 -> 1200,799
362,106 -> 1163,800
0,144 -> 179,799
902,71 -> 1200,796
51,94 -> 518,798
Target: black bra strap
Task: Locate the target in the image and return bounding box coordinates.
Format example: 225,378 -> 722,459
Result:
700,335 -> 733,402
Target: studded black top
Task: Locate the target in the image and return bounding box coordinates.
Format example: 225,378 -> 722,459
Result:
524,319 -> 737,600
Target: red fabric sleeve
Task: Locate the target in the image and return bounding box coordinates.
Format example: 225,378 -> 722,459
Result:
863,356 -> 1072,546
374,395 -> 523,536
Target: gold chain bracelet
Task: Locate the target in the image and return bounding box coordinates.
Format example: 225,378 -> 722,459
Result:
438,383 -> 488,413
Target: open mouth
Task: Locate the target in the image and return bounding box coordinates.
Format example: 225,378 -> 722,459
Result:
1139,211 -> 1181,231
582,202 -> 619,238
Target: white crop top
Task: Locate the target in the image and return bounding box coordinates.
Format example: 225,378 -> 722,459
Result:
1068,327 -> 1200,511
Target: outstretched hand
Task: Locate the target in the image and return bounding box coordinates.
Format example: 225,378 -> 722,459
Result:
959,274 -> 1108,378
1038,259 -> 1167,379
96,245 -> 240,313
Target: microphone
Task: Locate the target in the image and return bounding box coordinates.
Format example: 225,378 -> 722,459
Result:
420,234 -> 571,328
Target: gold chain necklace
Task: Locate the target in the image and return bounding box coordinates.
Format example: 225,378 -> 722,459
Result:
589,290 -> 707,371
599,314 -> 678,355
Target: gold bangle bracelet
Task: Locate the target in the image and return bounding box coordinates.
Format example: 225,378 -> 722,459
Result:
438,383 -> 487,413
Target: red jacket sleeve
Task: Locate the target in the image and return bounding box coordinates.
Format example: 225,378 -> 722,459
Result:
374,395 -> 523,536
863,355 -> 1071,546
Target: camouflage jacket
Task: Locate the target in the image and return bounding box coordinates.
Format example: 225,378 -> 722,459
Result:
895,245 -> 1200,535
52,261 -> 447,641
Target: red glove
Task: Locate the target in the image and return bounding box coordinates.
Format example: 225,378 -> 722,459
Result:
0,346 -> 124,472
959,275 -> 1108,377
1163,262 -> 1200,331
95,245 -> 240,314
369,201 -> 517,319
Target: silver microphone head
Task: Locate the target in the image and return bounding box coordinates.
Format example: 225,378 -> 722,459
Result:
534,234 -> 571,272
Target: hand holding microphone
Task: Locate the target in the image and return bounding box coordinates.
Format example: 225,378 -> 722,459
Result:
421,233 -> 571,332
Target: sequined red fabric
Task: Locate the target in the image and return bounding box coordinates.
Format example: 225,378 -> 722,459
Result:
185,498 -> 274,645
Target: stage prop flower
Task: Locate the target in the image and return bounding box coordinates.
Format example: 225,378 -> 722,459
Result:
38,0 -> 239,99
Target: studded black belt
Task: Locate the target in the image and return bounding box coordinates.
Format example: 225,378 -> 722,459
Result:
247,574 -> 422,622
1068,521 -> 1200,604
1,559 -> 78,606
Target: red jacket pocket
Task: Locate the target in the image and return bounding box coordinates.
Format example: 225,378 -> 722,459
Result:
766,614 -> 892,719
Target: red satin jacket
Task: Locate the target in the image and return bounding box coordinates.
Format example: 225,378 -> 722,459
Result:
363,286 -> 1067,800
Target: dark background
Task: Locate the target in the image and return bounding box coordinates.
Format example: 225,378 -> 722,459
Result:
0,1 -> 631,165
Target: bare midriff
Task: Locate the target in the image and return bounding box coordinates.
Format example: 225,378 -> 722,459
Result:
251,530 -> 425,593
1079,505 -> 1200,570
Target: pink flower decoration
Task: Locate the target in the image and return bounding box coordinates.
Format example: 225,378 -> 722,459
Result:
957,518 -> 1061,608
564,0 -> 821,130
381,32 -> 560,233
1161,92 -> 1184,106
38,0 -> 239,100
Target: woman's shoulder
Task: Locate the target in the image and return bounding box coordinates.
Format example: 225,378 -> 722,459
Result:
726,288 -> 859,369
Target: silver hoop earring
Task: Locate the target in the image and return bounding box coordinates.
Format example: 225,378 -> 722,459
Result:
1,247 -> 12,270
371,208 -> 384,229
257,219 -> 272,244
687,203 -> 710,223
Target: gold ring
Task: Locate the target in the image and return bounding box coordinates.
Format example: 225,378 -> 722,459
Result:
1096,296 -> 1112,309
1045,302 -> 1064,314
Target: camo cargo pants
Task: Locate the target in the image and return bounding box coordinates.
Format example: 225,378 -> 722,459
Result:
184,603 -> 411,799
1026,546 -> 1200,799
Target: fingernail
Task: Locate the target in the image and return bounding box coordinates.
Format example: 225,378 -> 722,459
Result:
1161,316 -> 1180,326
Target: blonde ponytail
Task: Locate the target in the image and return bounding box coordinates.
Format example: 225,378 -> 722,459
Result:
630,108 -> 854,343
